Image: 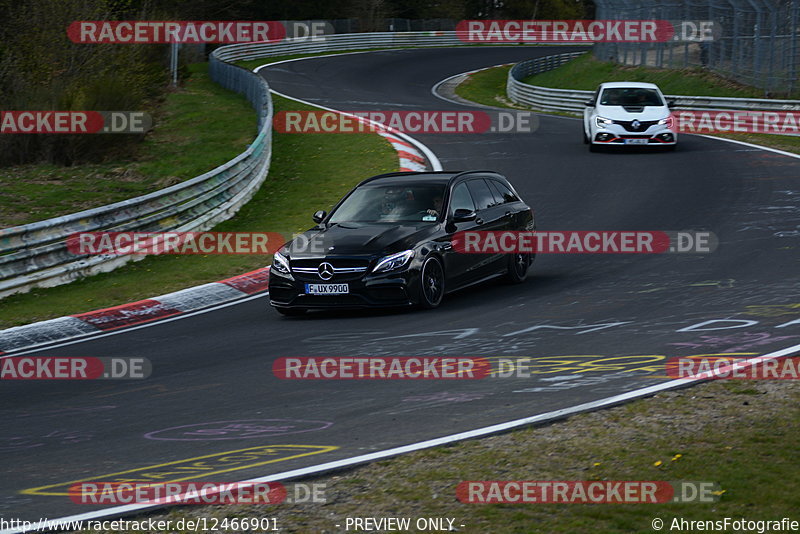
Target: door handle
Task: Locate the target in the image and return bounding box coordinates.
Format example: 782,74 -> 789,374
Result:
441,243 -> 453,251
476,218 -> 484,225
505,211 -> 512,217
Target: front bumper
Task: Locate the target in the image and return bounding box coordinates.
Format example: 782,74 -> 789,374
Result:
268,266 -> 421,309
593,125 -> 677,145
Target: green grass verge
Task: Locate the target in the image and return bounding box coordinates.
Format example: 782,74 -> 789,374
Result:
452,64 -> 529,110
523,53 -> 770,98
0,64 -> 256,228
0,94 -> 396,328
91,378 -> 800,533
455,59 -> 800,155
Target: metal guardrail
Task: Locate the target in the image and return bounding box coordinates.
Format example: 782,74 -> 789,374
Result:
507,52 -> 800,114
0,61 -> 272,299
212,31 -> 526,63
506,52 -> 590,113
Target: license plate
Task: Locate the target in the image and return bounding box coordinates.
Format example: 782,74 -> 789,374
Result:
305,283 -> 349,295
624,138 -> 649,145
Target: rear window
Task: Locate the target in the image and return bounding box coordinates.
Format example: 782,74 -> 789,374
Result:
488,179 -> 519,204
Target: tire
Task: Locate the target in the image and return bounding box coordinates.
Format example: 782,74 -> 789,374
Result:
505,252 -> 532,284
665,144 -> 677,152
274,306 -> 306,316
582,128 -> 589,144
418,256 -> 445,309
589,142 -> 599,152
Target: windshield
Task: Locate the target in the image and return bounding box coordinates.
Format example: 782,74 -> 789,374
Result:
600,88 -> 664,107
329,183 -> 446,224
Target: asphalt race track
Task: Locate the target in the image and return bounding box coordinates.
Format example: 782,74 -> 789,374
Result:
2,46 -> 799,523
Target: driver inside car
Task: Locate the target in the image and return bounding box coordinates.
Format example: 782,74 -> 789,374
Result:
426,195 -> 443,217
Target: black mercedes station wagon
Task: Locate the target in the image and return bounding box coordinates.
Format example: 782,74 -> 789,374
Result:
268,170 -> 535,315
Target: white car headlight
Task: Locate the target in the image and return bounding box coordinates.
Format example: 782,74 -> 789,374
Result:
272,250 -> 292,276
596,117 -> 614,129
658,116 -> 674,128
373,250 -> 414,274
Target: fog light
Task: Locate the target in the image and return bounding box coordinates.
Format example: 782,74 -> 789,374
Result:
658,133 -> 674,142
595,133 -> 613,142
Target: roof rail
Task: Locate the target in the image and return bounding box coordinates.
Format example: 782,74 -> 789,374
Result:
358,169 -> 502,187
359,170 -> 456,186
446,169 -> 501,187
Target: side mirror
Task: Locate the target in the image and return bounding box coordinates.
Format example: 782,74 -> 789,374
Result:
585,100 -> 595,107
667,100 -> 676,109
312,210 -> 327,224
451,208 -> 477,223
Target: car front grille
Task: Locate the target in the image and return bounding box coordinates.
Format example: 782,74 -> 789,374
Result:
615,120 -> 660,132
290,258 -> 371,281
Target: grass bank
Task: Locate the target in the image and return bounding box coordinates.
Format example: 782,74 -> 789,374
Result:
522,53 -> 767,98
0,74 -> 396,328
0,64 -> 256,228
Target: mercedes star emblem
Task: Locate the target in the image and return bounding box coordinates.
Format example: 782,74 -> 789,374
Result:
318,262 -> 334,280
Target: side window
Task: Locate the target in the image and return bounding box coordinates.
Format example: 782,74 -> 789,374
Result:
466,179 -> 497,211
449,182 -> 475,214
486,180 -> 507,205
490,180 -> 520,203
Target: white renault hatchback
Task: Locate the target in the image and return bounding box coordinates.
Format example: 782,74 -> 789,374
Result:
583,82 -> 677,151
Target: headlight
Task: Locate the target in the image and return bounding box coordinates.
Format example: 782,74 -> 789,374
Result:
272,250 -> 292,276
372,250 -> 414,274
596,116 -> 614,129
658,116 -> 674,129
